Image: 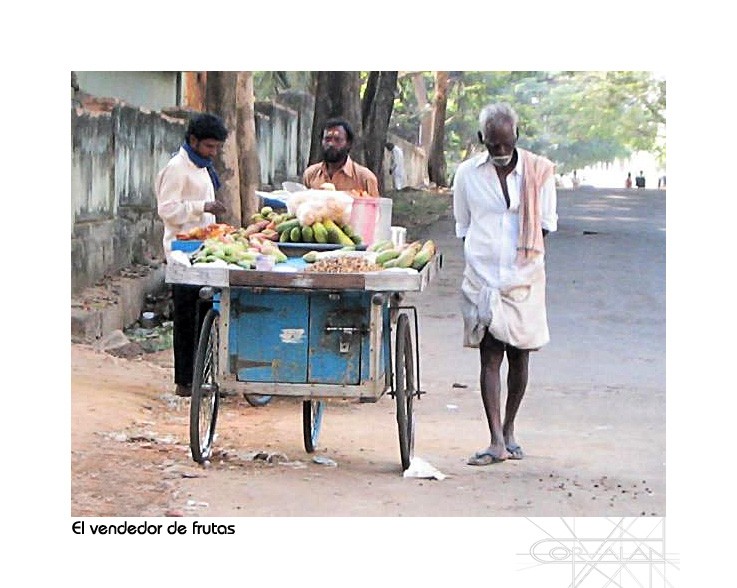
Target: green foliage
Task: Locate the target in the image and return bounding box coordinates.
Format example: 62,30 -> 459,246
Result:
389,71 -> 666,176
251,71 -> 666,177
253,72 -> 314,101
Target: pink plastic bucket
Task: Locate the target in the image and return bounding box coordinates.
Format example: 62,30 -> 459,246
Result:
349,198 -> 392,245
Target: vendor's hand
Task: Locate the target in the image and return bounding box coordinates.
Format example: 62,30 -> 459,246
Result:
204,201 -> 226,216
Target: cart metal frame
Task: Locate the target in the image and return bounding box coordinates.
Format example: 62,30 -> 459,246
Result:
166,254 -> 441,471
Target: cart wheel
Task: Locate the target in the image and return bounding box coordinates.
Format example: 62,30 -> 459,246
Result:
302,400 -> 325,453
190,308 -> 220,464
244,394 -> 273,407
395,313 -> 416,471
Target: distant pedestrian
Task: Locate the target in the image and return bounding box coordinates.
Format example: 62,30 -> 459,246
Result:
385,141 -> 406,190
635,171 -> 646,188
625,172 -> 633,189
571,170 -> 580,188
658,175 -> 666,189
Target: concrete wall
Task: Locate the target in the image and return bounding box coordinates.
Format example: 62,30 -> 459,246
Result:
76,72 -> 180,112
255,101 -> 298,186
382,134 -> 429,191
71,102 -> 186,293
71,90 -> 315,295
273,91 -> 314,173
255,91 -> 314,187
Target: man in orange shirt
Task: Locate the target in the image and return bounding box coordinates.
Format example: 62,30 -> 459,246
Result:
303,118 -> 379,195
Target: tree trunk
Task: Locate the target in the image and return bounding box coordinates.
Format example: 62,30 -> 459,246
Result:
412,72 -> 433,153
361,71 -> 379,126
309,71 -> 363,166
181,71 -> 207,111
205,71 -> 241,227
428,71 -> 449,187
361,71 -> 398,194
236,72 -> 261,225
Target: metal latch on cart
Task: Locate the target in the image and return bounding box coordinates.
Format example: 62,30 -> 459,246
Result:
324,326 -> 361,353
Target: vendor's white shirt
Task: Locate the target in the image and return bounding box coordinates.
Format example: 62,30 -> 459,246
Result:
155,147 -> 216,253
453,150 -> 557,290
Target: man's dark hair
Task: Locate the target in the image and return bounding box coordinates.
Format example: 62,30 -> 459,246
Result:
186,113 -> 228,142
322,118 -> 354,143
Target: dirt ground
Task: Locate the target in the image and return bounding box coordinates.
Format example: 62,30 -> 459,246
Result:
71,187 -> 666,518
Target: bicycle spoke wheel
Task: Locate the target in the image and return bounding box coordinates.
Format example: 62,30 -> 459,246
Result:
190,308 -> 220,463
395,313 -> 415,471
302,400 -> 325,453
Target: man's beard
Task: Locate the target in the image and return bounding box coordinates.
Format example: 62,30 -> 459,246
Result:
323,146 -> 349,163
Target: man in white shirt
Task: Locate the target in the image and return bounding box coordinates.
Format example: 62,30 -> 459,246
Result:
453,103 -> 557,465
156,113 -> 228,397
386,141 -> 406,190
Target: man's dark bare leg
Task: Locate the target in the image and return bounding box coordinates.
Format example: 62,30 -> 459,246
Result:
503,345 -> 529,459
476,334 -> 510,461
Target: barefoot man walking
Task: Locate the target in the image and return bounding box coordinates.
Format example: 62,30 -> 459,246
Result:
453,103 -> 558,465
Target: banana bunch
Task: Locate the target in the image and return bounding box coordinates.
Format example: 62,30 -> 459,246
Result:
368,239 -> 437,271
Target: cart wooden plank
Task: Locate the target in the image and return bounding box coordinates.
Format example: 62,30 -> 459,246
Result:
166,252 -> 442,292
166,262 -> 229,287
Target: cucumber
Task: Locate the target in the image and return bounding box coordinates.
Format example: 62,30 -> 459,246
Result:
369,239 -> 393,252
323,219 -> 355,246
312,221 -> 328,244
276,218 -> 301,234
395,243 -> 422,268
376,249 -> 401,265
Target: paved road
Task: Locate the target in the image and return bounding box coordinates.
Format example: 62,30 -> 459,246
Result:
186,184 -> 667,517
407,185 -> 666,503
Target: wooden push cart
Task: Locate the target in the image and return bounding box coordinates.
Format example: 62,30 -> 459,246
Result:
166,253 -> 441,471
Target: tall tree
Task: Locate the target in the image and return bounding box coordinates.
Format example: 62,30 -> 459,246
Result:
361,71 -> 398,194
389,71 -> 665,178
205,71 -> 241,227
236,72 -> 261,224
308,71 -> 363,166
411,72 -> 433,153
428,71 -> 449,186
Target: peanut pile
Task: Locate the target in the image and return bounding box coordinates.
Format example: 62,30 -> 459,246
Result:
305,256 -> 383,274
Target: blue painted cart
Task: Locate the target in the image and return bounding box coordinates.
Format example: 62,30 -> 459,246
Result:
166,254 -> 442,471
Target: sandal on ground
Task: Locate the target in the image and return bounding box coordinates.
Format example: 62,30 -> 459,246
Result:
467,450 -> 506,466
506,444 -> 524,460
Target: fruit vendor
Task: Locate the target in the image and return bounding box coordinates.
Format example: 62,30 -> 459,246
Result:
303,118 -> 379,196
156,113 -> 229,398
453,102 -> 558,466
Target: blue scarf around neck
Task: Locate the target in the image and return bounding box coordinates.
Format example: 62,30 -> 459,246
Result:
182,142 -> 221,191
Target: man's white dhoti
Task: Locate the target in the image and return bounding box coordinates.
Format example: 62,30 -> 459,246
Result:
461,265 -> 549,350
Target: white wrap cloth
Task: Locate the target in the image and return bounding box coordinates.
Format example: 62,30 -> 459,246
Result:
461,265 -> 549,349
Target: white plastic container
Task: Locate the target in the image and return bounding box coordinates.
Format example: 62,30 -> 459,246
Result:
376,198 -> 393,243
390,226 -> 407,248
255,254 -> 275,271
